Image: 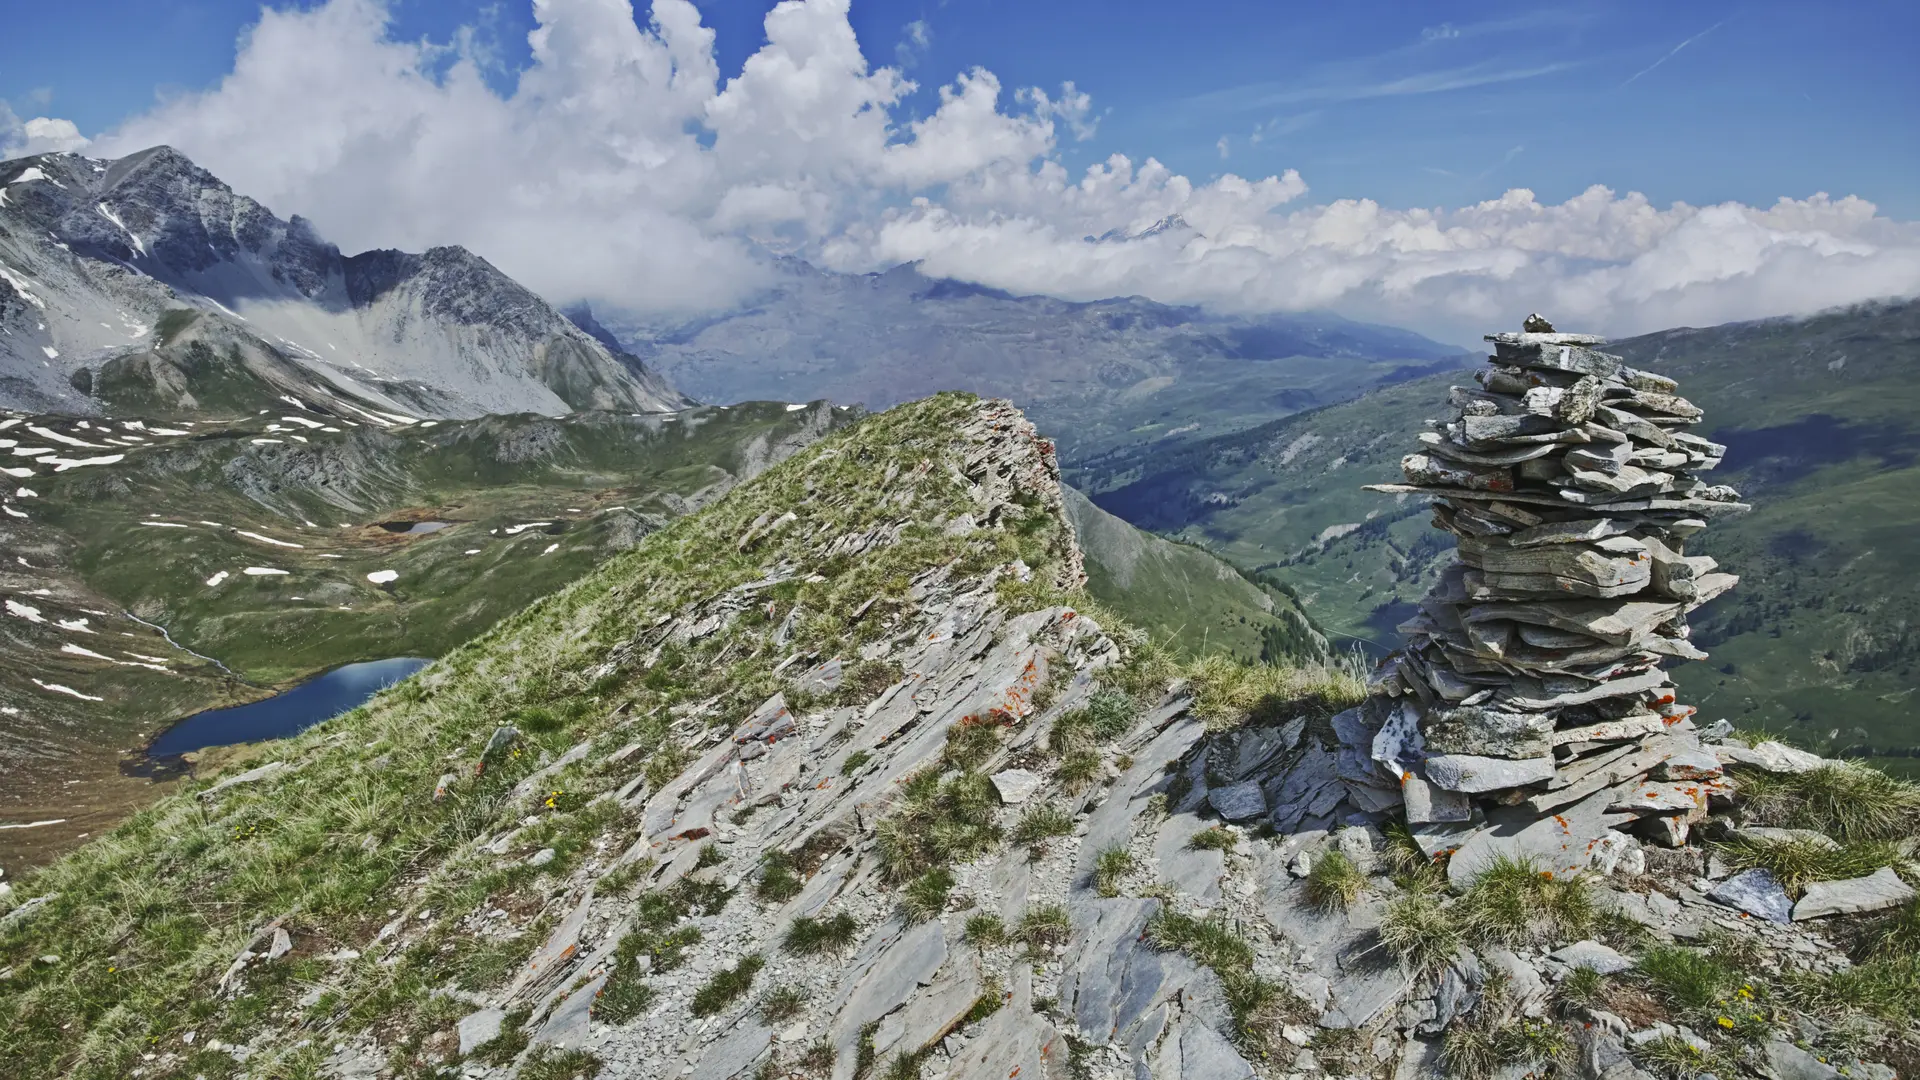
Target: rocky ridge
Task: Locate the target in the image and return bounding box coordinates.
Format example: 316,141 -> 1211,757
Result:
0,395 -> 1914,1080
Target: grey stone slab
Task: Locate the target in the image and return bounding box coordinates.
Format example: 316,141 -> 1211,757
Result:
829,910 -> 948,1053
1153,1016 -> 1253,1080
456,1008 -> 505,1055
937,994 -> 1064,1080
532,972 -> 604,1050
1550,940 -> 1633,975
1423,705 -> 1553,759
1447,788 -> 1635,889
689,1019 -> 774,1080
1078,717 -> 1206,885
1425,753 -> 1555,794
990,768 -> 1044,804
1323,934 -> 1412,1029
1059,898 -> 1201,1043
1403,776 -> 1472,824
1765,1039 -> 1842,1080
1793,867 -> 1914,921
1264,741 -> 1343,834
1707,869 -> 1793,923
1716,741 -> 1825,774
872,948 -> 983,1062
1207,780 -> 1267,822
1155,812 -> 1224,903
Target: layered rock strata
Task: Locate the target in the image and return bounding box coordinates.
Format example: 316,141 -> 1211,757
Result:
1351,317 -> 1749,882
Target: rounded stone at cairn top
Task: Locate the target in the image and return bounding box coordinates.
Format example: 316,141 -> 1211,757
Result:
1521,313 -> 1556,333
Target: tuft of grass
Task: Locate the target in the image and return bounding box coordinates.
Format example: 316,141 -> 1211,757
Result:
1145,909 -> 1309,1053
1056,750 -> 1102,793
1380,818 -> 1444,888
758,984 -> 808,1024
873,769 -> 1002,883
1015,904 -> 1073,951
1733,761 -> 1920,844
1146,911 -> 1255,973
690,954 -> 764,1018
1010,804 -> 1074,851
784,912 -> 860,956
1378,891 -> 1463,977
591,964 -> 656,1024
1186,826 -> 1238,852
1180,652 -> 1365,731
1554,965 -> 1608,1015
841,750 -> 873,776
964,912 -> 1008,950
1459,854 -> 1595,948
797,1040 -> 837,1072
1092,845 -> 1135,898
1637,945 -> 1740,1012
1050,690 -> 1136,753
519,1046 -> 605,1080
901,867 -> 955,923
1633,1036 -> 1731,1080
1304,849 -> 1367,911
964,975 -> 1007,1024
942,721 -> 1003,771
756,851 -> 805,905
694,842 -> 725,869
1439,1024 -> 1500,1080
1708,835 -> 1898,896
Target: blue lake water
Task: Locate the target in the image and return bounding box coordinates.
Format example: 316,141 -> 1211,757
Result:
147,657 -> 431,758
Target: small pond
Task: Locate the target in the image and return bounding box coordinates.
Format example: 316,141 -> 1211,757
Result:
146,657 -> 431,758
379,521 -> 453,534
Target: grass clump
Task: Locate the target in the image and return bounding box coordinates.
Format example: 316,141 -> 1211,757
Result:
1378,891 -> 1464,977
520,1046 -> 604,1080
1015,904 -> 1073,951
1708,834 -> 1898,895
901,867 -> 956,923
873,769 -> 1001,883
1633,1036 -> 1732,1080
785,912 -> 859,956
1056,750 -> 1102,792
756,851 -> 805,905
964,912 -> 1008,949
964,976 -> 1008,1023
470,1007 -> 531,1064
1304,849 -> 1367,911
1010,804 -> 1074,852
1050,690 -> 1135,753
1181,652 -> 1365,731
841,750 -> 873,776
1554,965 -> 1608,1015
1092,845 -> 1135,898
1186,826 -> 1238,852
1637,944 -> 1741,1012
1459,855 -> 1595,948
1734,761 -> 1920,843
942,720 -> 1004,771
690,954 -> 764,1017
759,984 -> 808,1023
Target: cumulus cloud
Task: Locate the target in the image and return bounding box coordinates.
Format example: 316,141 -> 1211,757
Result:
17,0 -> 1915,340
1,103 -> 92,157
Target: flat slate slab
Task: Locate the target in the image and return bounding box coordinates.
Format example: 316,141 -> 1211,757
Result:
1793,866 -> 1914,921
1707,868 -> 1793,923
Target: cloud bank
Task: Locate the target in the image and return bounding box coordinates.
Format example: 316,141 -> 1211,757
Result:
13,0 -> 1918,341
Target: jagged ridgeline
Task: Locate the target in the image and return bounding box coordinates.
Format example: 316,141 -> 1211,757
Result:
0,393 -> 1364,1079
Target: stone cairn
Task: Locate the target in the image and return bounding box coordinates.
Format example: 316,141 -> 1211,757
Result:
1350,315 -> 1750,885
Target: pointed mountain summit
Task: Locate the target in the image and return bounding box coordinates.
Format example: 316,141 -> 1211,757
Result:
0,147 -> 689,419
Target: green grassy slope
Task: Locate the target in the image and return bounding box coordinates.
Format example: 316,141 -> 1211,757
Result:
1061,485 -> 1326,665
1074,300 -> 1920,769
0,403 -> 851,865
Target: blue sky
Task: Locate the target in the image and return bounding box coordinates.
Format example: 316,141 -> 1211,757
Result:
5,0 -> 1915,215
4,1 -> 1916,338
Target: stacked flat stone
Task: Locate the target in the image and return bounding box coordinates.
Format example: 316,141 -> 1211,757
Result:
1346,316 -> 1750,876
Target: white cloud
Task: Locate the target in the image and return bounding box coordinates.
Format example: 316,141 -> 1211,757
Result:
11,0 -> 1908,342
1,104 -> 92,157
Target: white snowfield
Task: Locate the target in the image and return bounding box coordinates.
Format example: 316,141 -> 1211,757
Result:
242,567 -> 289,576
366,569 -> 399,584
205,570 -> 230,587
237,530 -> 303,548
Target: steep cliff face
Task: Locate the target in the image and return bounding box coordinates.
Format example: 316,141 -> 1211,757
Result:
1,396 -> 1913,1080
0,148 -> 689,417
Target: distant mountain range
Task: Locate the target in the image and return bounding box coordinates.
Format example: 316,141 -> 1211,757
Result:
0,147 -> 688,420
603,257 -> 1472,460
